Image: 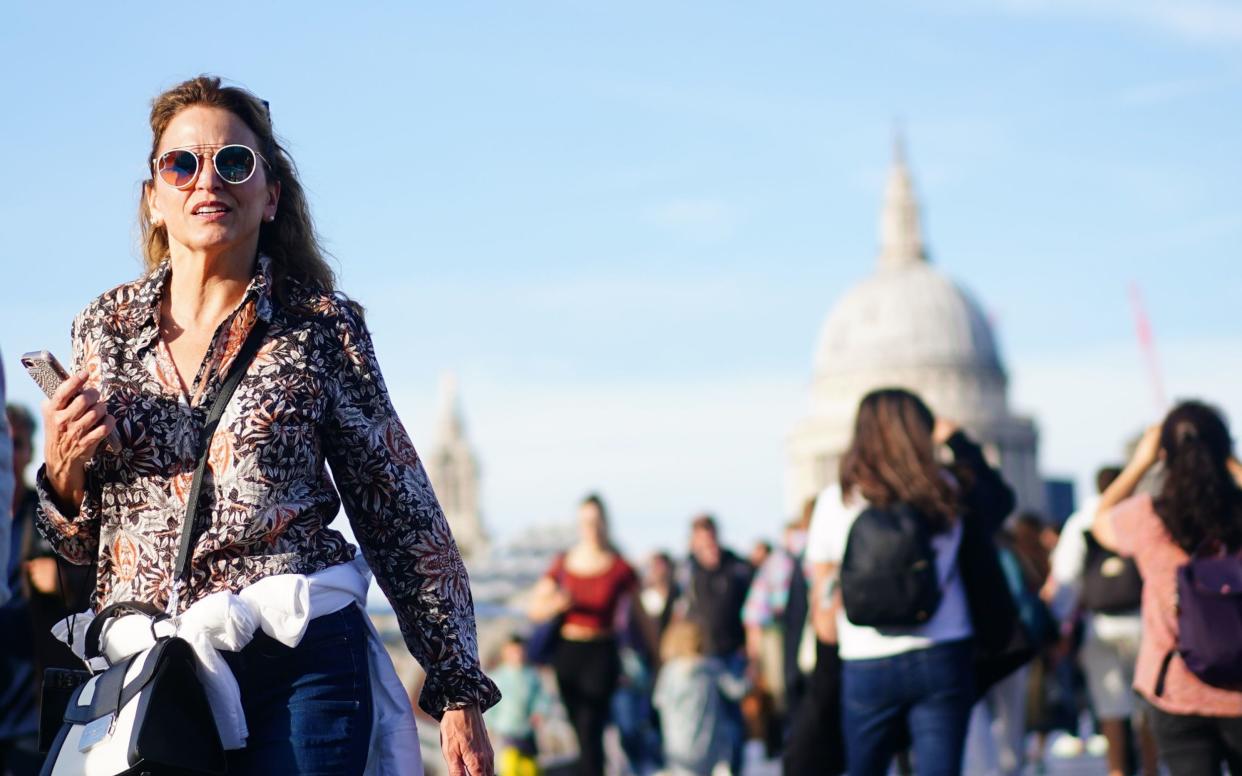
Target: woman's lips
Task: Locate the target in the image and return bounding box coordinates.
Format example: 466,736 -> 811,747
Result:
191,202 -> 232,222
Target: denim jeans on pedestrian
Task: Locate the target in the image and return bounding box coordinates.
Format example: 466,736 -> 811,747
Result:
223,604 -> 374,775
841,638 -> 975,776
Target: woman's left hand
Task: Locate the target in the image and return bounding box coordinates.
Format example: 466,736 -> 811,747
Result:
1131,424 -> 1162,470
441,706 -> 494,776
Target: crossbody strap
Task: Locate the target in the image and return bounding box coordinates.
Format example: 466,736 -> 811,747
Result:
168,320 -> 270,612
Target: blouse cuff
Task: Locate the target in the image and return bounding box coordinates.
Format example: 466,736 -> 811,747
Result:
35,463 -> 80,522
418,667 -> 502,720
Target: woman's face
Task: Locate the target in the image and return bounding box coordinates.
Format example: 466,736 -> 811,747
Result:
646,554 -> 671,586
146,105 -> 279,262
578,502 -> 607,545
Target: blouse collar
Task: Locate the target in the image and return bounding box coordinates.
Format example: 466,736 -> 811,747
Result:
132,254 -> 275,352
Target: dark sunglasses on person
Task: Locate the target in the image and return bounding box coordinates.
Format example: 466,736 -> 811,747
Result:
153,144 -> 271,189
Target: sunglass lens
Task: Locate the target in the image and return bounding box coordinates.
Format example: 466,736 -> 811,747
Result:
214,146 -> 256,184
158,150 -> 197,187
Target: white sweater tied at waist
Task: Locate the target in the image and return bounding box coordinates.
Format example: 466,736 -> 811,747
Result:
53,556 -> 422,776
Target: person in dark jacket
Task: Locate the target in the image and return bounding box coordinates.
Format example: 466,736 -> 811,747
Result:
680,514 -> 754,773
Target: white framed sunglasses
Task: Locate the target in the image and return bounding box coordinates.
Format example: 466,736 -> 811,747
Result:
153,144 -> 271,189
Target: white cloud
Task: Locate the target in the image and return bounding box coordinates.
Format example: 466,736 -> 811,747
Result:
990,0 -> 1242,44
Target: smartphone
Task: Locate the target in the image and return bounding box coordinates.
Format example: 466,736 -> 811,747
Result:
20,350 -> 121,453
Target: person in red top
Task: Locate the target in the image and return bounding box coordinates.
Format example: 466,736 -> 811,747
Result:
529,493 -> 637,776
1093,401 -> 1242,774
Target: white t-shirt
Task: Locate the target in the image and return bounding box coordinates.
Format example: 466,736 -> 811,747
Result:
806,483 -> 973,660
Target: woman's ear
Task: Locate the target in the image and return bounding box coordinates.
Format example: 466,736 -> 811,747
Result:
264,180 -> 281,222
145,182 -> 164,227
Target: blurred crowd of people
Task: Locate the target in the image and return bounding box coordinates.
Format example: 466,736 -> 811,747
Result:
492,389 -> 1242,776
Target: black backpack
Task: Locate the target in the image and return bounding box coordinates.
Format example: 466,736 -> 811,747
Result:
841,503 -> 943,628
1081,531 -> 1143,614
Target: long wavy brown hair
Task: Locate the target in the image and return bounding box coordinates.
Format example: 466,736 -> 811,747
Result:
138,75 -> 337,304
1153,400 -> 1242,553
839,388 -> 960,532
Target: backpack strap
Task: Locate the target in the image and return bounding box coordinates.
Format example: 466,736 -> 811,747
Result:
168,320 -> 270,612
1153,649 -> 1176,697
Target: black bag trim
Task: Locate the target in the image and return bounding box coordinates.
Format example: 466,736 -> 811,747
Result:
130,638 -> 228,774
62,639 -> 190,724
38,722 -> 73,776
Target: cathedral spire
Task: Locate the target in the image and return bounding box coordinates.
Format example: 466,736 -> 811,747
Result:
877,127 -> 928,270
426,372 -> 488,561
436,371 -> 464,442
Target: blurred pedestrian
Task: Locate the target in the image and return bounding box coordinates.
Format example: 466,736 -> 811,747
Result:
747,541 -> 771,571
806,388 -> 1023,776
652,621 -> 747,776
626,551 -> 681,773
1093,401 -> 1242,773
491,635 -> 549,776
638,551 -> 679,662
9,405 -> 95,687
741,520 -> 806,754
0,364 -> 41,776
528,493 -> 638,776
1046,465 -> 1157,776
784,493 -> 846,776
967,513 -> 1058,775
679,515 -> 754,773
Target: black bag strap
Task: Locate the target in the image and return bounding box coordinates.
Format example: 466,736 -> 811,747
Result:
170,320 -> 270,601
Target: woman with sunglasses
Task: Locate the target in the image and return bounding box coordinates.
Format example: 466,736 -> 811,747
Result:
35,76 -> 498,775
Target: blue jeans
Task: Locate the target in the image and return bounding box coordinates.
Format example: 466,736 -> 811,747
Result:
224,604 -> 373,775
841,638 -> 975,776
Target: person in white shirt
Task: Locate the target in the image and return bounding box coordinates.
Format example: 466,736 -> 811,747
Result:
806,388 -> 1019,776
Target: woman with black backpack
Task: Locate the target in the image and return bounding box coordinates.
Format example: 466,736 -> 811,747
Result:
805,388 -> 1022,776
1092,401 -> 1242,773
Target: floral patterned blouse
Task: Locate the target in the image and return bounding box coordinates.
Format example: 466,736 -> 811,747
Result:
35,256 -> 500,717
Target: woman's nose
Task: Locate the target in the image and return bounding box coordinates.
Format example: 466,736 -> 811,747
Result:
194,153 -> 225,190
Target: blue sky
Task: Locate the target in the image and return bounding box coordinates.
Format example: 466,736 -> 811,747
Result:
3,2 -> 1241,558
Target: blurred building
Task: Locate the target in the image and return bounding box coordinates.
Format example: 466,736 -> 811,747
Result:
787,137 -> 1045,515
424,373 -> 489,562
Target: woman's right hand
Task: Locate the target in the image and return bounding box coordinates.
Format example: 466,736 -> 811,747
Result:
42,373 -> 115,512
549,587 -> 572,616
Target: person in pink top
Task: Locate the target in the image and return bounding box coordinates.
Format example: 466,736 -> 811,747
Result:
1093,400 -> 1242,774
